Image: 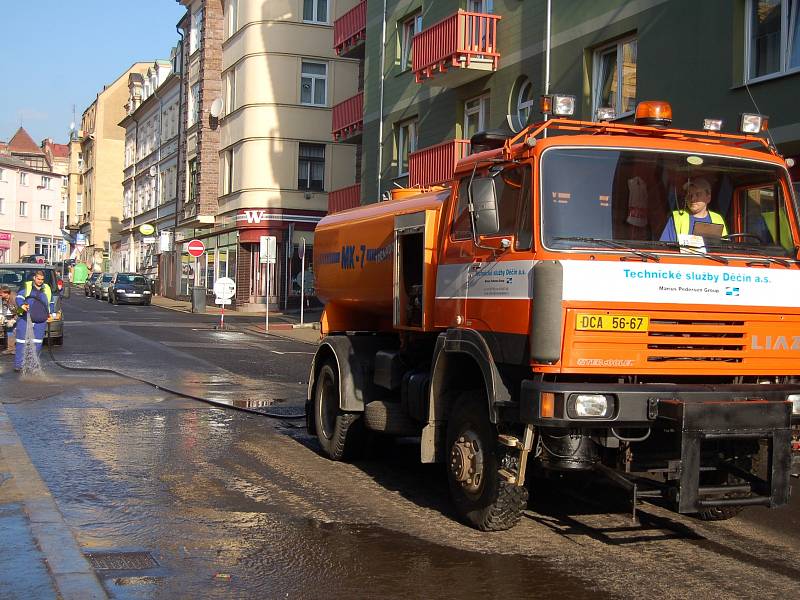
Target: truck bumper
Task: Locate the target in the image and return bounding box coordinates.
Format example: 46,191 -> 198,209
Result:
520,380 -> 797,513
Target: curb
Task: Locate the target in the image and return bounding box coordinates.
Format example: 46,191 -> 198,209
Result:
0,404 -> 108,599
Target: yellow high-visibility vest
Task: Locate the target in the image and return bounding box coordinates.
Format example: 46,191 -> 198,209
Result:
672,210 -> 727,236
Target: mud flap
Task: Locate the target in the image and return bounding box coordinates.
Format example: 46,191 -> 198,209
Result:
658,399 -> 793,513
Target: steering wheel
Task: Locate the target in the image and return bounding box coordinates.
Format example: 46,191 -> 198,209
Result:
722,233 -> 762,243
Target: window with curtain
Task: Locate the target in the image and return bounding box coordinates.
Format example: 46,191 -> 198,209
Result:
298,143 -> 325,191
400,13 -> 422,70
301,61 -> 327,106
747,0 -> 800,79
593,37 -> 637,118
396,119 -> 418,176
303,0 -> 328,23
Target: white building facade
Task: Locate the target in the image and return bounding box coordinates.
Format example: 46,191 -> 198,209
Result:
116,56 -> 181,285
0,156 -> 66,263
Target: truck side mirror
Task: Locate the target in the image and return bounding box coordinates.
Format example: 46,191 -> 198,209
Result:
470,177 -> 500,237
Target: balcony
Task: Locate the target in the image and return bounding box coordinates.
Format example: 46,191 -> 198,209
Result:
332,92 -> 364,142
408,139 -> 470,188
328,183 -> 361,214
412,10 -> 501,86
334,0 -> 366,57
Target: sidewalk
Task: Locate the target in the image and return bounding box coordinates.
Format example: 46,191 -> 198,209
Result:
0,402 -> 107,599
149,295 -> 322,344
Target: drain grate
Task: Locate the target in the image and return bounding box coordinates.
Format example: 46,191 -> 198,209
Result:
85,551 -> 159,571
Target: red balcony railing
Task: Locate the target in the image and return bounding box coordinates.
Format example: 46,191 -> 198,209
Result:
334,0 -> 367,56
332,91 -> 364,141
412,11 -> 501,83
408,139 -> 471,188
328,183 -> 361,213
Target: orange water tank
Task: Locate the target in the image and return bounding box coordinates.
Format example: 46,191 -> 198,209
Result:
314,188 -> 449,324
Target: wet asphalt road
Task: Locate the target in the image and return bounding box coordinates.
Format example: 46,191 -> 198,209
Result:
1,293 -> 799,598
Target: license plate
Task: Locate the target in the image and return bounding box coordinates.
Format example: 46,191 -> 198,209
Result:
576,313 -> 649,332
128,293 -> 141,297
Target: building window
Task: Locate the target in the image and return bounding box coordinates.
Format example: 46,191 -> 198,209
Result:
593,37 -> 637,118
396,119 -> 418,177
510,77 -> 534,132
190,7 -> 204,53
303,0 -> 328,23
400,12 -> 422,70
19,201 -> 27,217
468,0 -> 494,11
20,173 -> 28,186
41,176 -> 51,190
222,148 -> 234,195
189,83 -> 201,126
464,94 -> 491,141
298,143 -> 325,191
76,194 -> 83,217
225,67 -> 237,115
0,168 -> 4,182
40,205 -> 52,220
0,198 -> 4,214
226,0 -> 239,38
301,61 -> 327,106
188,159 -> 198,201
747,0 -> 800,79
34,237 -> 53,261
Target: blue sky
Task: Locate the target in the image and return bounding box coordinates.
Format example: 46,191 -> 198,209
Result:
0,0 -> 186,145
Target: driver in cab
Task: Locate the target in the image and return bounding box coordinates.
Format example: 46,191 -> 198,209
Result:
660,178 -> 727,242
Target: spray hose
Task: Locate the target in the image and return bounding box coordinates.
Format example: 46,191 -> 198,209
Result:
42,323 -> 306,420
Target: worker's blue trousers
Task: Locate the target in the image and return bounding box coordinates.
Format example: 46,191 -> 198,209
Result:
14,319 -> 45,370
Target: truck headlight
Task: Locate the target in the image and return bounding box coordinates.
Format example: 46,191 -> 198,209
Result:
567,394 -> 614,419
788,394 -> 800,415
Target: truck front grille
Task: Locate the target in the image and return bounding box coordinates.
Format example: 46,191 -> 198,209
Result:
646,318 -> 745,363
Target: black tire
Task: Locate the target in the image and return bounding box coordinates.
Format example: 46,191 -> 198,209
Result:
446,391 -> 528,531
363,400 -> 419,435
313,359 -> 364,460
696,506 -> 744,521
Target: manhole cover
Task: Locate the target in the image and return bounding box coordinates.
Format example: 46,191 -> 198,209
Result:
85,551 -> 159,571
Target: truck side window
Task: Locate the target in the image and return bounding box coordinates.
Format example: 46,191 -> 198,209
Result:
513,166 -> 533,249
452,178 -> 473,240
452,166 -> 532,243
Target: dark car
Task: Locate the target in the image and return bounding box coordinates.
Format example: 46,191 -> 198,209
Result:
84,272 -> 101,297
0,264 -> 65,345
109,273 -> 153,305
20,254 -> 47,264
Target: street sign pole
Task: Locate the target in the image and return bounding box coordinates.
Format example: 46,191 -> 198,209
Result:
264,263 -> 272,335
299,238 -> 306,325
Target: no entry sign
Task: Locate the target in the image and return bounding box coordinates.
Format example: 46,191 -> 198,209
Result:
187,239 -> 205,257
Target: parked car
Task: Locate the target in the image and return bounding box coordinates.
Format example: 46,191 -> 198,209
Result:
94,273 -> 114,300
84,272 -> 101,297
0,264 -> 65,345
108,273 -> 152,305
20,254 -> 47,264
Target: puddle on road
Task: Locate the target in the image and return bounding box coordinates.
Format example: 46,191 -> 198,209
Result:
5,391 -> 605,599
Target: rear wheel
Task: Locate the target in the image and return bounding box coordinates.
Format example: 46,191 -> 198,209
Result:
313,359 -> 364,460
446,391 -> 528,531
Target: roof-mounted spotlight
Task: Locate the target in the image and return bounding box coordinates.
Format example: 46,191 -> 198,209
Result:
595,107 -> 616,121
540,94 -> 575,117
740,113 -> 769,134
702,118 -> 724,132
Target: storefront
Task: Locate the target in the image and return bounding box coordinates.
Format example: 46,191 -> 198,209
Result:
0,232 -> 11,263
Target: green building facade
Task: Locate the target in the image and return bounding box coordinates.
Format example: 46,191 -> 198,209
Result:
341,0 -> 799,203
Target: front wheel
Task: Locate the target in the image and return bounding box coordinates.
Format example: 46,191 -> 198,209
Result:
446,391 -> 528,531
313,359 -> 364,460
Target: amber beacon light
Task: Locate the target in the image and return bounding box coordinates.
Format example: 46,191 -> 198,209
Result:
634,100 -> 673,127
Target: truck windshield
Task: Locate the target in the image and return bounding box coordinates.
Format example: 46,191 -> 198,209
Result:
541,147 -> 796,259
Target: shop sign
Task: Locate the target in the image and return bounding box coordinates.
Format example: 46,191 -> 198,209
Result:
0,232 -> 11,250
